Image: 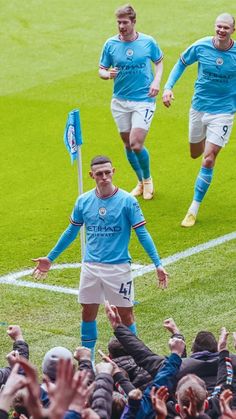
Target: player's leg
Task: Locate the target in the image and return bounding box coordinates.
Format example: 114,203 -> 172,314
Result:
111,99 -> 143,189
188,108 -> 206,158
182,113 -> 234,227
102,263 -> 137,335
131,102 -> 156,200
79,263 -> 104,360
80,303 -> 99,360
116,306 -> 136,334
190,141 -> 205,159
120,131 -> 144,195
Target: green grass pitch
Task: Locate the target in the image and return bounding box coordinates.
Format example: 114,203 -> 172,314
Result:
0,0 -> 236,371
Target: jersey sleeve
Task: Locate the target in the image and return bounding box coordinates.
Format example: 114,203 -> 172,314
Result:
70,196 -> 84,227
150,37 -> 163,63
99,40 -> 112,69
126,196 -> 146,229
180,42 -> 198,66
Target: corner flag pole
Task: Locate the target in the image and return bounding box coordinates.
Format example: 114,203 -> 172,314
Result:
77,145 -> 85,259
63,109 -> 85,260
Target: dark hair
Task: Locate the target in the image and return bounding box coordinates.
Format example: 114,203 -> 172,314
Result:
112,391 -> 127,418
108,337 -> 128,358
90,155 -> 112,167
191,331 -> 217,353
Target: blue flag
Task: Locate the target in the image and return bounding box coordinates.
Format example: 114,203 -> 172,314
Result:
64,109 -> 83,163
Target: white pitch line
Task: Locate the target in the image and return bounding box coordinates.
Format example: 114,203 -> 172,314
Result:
132,231 -> 236,278
0,232 -> 235,295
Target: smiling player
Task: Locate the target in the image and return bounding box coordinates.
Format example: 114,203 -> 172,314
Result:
163,13 -> 236,227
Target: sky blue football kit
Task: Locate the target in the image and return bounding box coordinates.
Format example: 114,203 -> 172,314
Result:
47,187 -> 162,356
100,33 -> 163,185
165,36 -> 236,219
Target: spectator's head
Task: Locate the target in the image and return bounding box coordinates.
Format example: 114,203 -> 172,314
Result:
12,388 -> 30,418
112,391 -> 127,418
175,374 -> 208,418
191,331 -> 217,353
108,337 -> 128,358
42,346 -> 73,382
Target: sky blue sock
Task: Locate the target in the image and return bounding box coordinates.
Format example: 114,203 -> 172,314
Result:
127,322 -> 137,335
194,166 -> 213,202
81,320 -> 97,361
125,148 -> 143,181
135,147 -> 150,180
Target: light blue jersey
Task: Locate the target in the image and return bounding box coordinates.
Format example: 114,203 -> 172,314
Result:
70,187 -> 146,264
99,33 -> 163,102
181,37 -> 236,113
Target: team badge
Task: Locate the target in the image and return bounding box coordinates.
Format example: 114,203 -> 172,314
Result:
216,57 -> 224,65
126,48 -> 134,57
67,125 -> 77,153
99,207 -> 107,216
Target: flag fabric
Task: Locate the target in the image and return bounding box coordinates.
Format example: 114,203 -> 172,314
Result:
64,109 -> 83,163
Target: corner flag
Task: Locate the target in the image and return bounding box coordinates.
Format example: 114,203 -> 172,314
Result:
63,109 -> 85,259
64,109 -> 83,163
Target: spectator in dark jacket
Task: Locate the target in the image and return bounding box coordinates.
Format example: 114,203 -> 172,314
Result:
105,301 -> 236,397
0,325 -> 29,387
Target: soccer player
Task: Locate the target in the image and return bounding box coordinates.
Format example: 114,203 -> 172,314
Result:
32,156 -> 168,359
99,5 -> 164,200
163,13 -> 236,227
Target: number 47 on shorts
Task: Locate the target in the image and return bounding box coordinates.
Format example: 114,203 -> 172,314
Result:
119,281 -> 132,300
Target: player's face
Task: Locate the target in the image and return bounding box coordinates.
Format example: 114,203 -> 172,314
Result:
90,162 -> 115,187
117,16 -> 136,39
215,19 -> 235,43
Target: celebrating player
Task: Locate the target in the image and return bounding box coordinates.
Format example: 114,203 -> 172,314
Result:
163,13 -> 236,227
99,4 -> 164,200
32,156 -> 168,359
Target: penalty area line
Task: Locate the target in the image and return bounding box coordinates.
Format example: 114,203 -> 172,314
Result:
0,231 -> 235,295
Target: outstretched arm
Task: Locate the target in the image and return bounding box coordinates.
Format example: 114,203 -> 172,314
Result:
162,59 -> 187,107
135,225 -> 168,289
32,223 -> 81,279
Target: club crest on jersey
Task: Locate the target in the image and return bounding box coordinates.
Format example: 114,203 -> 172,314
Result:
126,49 -> 134,60
216,57 -> 224,65
99,207 -> 107,217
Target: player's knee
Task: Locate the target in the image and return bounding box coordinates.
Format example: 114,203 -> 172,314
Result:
190,151 -> 200,159
121,311 -> 134,326
203,154 -> 215,168
130,142 -> 142,153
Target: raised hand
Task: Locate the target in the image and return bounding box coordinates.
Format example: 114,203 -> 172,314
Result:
218,327 -> 229,352
105,301 -> 122,330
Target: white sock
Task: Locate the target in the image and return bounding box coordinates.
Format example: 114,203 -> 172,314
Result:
188,200 -> 200,216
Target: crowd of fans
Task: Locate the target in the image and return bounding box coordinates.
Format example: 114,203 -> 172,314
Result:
1,302 -> 236,419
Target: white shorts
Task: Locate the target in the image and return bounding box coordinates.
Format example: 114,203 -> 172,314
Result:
79,262 -> 134,307
111,98 -> 156,132
189,108 -> 234,147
